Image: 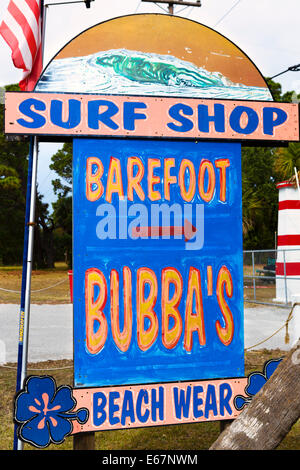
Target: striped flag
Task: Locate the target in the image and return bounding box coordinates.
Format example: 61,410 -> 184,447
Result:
0,0 -> 43,91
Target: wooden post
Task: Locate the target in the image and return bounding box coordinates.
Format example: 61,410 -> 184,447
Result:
219,419 -> 234,433
211,342 -> 300,450
141,1 -> 202,13
73,432 -> 95,450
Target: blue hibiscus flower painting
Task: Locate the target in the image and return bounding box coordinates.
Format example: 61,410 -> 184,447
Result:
14,376 -> 88,448
234,358 -> 282,411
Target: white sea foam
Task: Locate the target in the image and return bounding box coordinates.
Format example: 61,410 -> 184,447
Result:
36,49 -> 272,101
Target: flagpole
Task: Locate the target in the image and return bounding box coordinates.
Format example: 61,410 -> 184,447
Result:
14,137 -> 39,450
41,1 -> 47,61
13,0 -> 45,451
13,137 -> 34,450
20,137 -> 39,390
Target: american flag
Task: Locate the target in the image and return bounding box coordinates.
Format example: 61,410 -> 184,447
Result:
0,0 -> 43,91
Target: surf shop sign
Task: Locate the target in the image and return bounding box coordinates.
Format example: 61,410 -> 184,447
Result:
5,92 -> 299,142
8,13 -> 300,448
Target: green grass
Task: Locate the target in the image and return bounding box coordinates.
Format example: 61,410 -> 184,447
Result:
0,263 -> 71,304
0,350 -> 299,451
0,262 -> 68,272
0,359 -> 221,451
0,265 -> 22,271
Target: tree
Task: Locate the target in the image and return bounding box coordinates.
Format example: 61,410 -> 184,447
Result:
0,84 -> 55,267
241,79 -> 300,249
0,163 -> 26,264
242,146 -> 278,249
52,195 -> 72,267
50,142 -> 73,266
50,142 -> 72,197
274,142 -> 300,181
0,85 -> 29,265
266,78 -> 300,183
266,78 -> 300,103
210,341 -> 300,450
33,195 -> 55,269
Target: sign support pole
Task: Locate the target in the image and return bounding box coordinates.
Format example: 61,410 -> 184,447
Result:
19,136 -> 39,395
72,133 -> 95,450
13,136 -> 39,450
74,431 -> 95,450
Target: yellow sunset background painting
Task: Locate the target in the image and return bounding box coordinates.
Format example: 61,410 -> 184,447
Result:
56,14 -> 266,88
37,14 -> 271,100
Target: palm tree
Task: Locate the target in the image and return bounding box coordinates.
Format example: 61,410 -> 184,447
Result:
242,146 -> 278,248
274,142 -> 300,181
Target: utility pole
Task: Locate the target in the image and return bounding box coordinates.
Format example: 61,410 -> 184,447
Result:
142,0 -> 201,15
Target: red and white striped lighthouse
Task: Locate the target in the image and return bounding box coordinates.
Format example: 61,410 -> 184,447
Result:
275,180 -> 300,303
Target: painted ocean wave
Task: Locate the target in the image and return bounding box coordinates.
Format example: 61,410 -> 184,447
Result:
36,49 -> 272,101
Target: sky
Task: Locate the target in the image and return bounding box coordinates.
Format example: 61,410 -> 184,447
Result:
0,0 -> 299,210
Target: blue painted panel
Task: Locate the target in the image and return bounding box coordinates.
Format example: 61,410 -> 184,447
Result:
73,138 -> 244,387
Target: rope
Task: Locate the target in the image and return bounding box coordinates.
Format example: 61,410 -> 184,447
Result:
245,303 -> 299,351
30,278 -> 68,292
2,306 -> 298,367
0,278 -> 68,294
0,287 -> 20,293
0,298 -> 298,365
